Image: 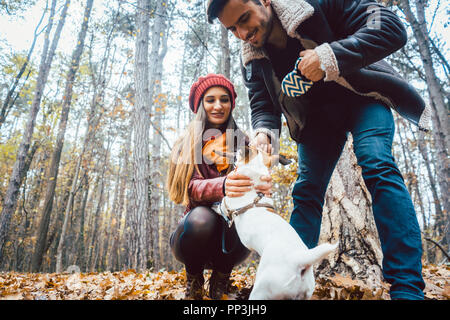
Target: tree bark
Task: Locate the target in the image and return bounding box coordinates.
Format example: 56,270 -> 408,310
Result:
148,0 -> 169,270
75,177 -> 89,271
8,143 -> 38,270
220,25 -> 231,78
88,174 -> 105,271
398,0 -> 449,250
396,119 -> 428,260
54,0 -> 93,273
318,136 -> 383,286
129,0 -> 151,271
416,129 -> 444,245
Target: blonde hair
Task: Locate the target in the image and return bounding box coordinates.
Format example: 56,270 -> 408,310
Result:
167,101 -> 243,206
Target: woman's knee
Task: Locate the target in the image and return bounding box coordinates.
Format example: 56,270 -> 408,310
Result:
184,206 -> 220,236
171,207 -> 221,264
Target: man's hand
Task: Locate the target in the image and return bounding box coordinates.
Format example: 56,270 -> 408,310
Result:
298,50 -> 325,82
250,132 -> 272,154
254,175 -> 272,197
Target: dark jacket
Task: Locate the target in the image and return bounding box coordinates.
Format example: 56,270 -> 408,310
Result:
240,0 -> 430,143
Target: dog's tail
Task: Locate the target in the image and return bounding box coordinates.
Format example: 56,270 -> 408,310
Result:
298,241 -> 339,268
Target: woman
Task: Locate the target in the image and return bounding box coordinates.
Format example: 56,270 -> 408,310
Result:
167,74 -> 271,299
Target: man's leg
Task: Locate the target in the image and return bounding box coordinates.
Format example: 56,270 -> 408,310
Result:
290,116 -> 347,249
350,100 -> 425,300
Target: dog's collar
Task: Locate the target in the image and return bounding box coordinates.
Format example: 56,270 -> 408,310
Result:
220,192 -> 275,227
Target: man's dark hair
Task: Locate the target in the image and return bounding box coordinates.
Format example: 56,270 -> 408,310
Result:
207,0 -> 262,24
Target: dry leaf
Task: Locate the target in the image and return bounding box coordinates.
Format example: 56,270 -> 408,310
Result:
0,264 -> 448,300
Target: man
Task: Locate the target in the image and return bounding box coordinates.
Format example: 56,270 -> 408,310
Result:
207,0 -> 428,300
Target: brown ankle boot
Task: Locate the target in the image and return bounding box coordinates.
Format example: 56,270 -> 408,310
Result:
185,272 -> 205,300
209,270 -> 232,299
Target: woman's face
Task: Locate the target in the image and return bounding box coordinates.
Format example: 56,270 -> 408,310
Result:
202,86 -> 232,128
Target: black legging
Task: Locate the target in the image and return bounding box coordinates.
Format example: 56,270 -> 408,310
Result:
170,206 -> 250,274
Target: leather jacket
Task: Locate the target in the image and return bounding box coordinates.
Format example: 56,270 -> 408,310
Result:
240,0 -> 431,143
184,161 -> 227,215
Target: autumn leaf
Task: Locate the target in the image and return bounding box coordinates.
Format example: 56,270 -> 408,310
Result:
0,265 -> 448,300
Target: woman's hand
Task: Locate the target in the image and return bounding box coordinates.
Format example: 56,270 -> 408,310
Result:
225,171 -> 273,198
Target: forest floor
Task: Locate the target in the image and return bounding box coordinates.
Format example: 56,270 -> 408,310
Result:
0,264 -> 448,300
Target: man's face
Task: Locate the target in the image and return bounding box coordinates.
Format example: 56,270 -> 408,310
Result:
218,0 -> 273,48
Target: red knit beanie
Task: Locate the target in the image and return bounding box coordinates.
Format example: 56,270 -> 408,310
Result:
189,74 -> 237,113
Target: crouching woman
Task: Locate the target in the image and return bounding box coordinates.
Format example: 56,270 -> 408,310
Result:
167,74 -> 271,299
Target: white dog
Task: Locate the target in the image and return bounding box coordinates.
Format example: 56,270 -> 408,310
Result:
213,147 -> 338,300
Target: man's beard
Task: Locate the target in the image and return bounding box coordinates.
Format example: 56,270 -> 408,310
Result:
259,11 -> 274,47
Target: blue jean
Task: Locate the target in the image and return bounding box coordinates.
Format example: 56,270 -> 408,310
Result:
289,91 -> 425,299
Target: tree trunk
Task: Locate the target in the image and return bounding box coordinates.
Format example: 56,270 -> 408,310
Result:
102,160 -> 120,271
176,31 -> 189,131
31,0 -> 90,273
88,175 -> 105,271
129,0 -> 151,271
75,178 -> 89,271
54,0 -> 93,273
0,0 -> 63,262
148,0 -> 169,270
111,129 -> 131,270
397,119 -> 428,260
220,25 -> 230,78
7,143 -> 38,270
108,157 -> 123,271
416,129 -> 444,252
398,0 -> 449,250
318,136 -> 383,286
123,125 -> 134,270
